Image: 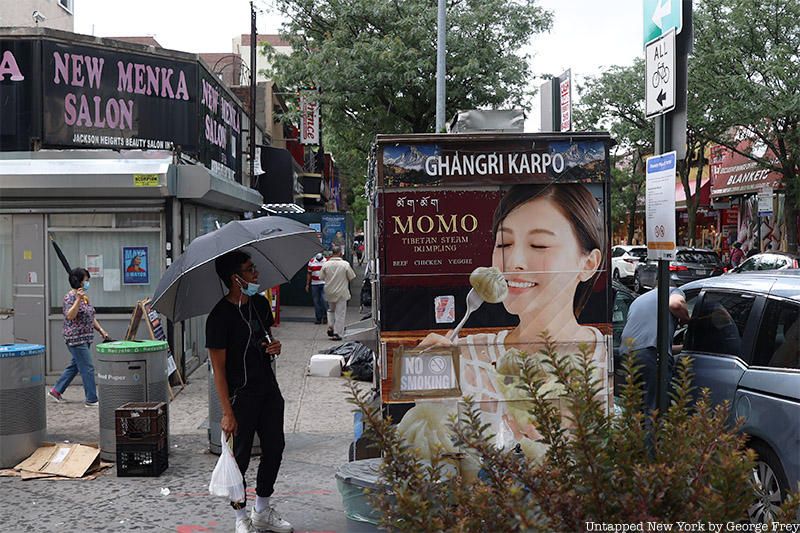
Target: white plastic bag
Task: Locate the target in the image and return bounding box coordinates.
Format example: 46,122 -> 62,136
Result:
209,431 -> 245,503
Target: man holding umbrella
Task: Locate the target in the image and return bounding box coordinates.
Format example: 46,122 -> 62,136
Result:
150,216 -> 321,532
206,250 -> 292,533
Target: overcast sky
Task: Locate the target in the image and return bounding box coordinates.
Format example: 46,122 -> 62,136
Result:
74,0 -> 643,130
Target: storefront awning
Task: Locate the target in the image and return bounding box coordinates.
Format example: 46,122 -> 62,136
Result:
175,165 -> 263,212
676,175 -> 710,209
0,151 -> 172,199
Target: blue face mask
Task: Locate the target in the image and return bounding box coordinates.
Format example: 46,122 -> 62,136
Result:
83,281 -> 90,290
238,277 -> 260,296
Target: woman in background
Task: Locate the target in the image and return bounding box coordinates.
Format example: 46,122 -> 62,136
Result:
48,267 -> 110,406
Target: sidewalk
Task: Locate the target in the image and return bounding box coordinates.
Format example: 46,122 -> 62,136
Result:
0,299 -> 378,532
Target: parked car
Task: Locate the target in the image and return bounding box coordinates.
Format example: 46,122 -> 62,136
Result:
611,245 -> 648,285
675,270 -> 800,523
633,247 -> 724,293
728,252 -> 799,274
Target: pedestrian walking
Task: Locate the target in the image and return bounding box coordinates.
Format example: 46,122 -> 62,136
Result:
619,287 -> 690,414
49,267 -> 110,406
730,242 -> 745,267
206,250 -> 292,533
320,244 -> 356,341
305,252 -> 328,324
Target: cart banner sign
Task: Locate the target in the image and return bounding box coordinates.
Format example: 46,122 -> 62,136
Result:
122,246 -> 150,285
381,190 -> 502,277
43,40 -> 198,152
300,89 -> 319,145
381,139 -> 608,187
0,40 -> 38,150
710,139 -> 783,198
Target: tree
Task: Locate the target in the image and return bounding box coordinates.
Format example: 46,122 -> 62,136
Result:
574,60 -> 653,245
692,0 -> 800,253
349,340 -> 774,530
267,0 -> 553,220
575,57 -> 721,247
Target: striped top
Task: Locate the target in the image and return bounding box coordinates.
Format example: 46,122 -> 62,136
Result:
63,291 -> 95,347
307,257 -> 326,285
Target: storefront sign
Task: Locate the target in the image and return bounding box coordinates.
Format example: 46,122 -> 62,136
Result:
0,40 -> 38,150
758,187 -> 773,216
381,140 -> 608,187
198,69 -> 241,182
559,69 -> 572,132
42,41 -> 198,153
122,246 -> 150,285
300,88 -> 319,145
134,174 -> 160,187
710,140 -> 782,197
320,213 -> 346,251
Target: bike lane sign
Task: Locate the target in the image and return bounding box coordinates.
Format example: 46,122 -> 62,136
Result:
645,28 -> 675,119
646,151 -> 677,260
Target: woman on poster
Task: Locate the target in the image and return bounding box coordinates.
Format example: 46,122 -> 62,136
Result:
407,183 -> 607,461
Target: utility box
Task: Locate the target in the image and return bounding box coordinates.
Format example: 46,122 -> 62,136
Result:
95,340 -> 169,462
0,344 -> 46,468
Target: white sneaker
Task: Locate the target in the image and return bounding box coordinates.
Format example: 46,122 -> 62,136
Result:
250,506 -> 293,533
235,517 -> 255,533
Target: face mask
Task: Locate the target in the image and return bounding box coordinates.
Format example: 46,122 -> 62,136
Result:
237,277 -> 260,297
83,281 -> 90,290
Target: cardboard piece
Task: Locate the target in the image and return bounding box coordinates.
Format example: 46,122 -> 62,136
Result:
14,443 -> 100,479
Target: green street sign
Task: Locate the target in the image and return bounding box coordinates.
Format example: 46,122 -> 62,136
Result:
643,0 -> 683,45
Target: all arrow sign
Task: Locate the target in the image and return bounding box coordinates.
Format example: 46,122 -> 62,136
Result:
645,29 -> 675,119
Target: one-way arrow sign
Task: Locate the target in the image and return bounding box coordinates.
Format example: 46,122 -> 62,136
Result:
645,29 -> 675,118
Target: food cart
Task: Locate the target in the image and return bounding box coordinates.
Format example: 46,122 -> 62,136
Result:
365,132 -> 615,466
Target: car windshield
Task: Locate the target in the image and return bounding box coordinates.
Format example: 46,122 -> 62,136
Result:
630,247 -> 648,260
677,251 -> 720,265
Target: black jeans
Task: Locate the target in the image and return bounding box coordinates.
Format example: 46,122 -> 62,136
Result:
230,391 -> 285,508
630,346 -> 674,415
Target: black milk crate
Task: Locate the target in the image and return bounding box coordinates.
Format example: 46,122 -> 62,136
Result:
116,436 -> 168,477
115,402 -> 167,445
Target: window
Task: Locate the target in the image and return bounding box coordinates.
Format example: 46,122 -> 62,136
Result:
48,213 -> 162,314
677,251 -> 721,265
687,291 -> 755,359
753,300 -> 800,369
58,0 -> 74,14
629,247 -> 648,260
612,247 -> 625,258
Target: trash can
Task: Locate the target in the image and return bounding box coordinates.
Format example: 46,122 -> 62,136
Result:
208,359 -> 260,455
0,344 -> 46,468
335,458 -> 383,525
95,340 -> 169,461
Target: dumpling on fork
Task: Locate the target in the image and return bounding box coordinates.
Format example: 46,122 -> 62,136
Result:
469,266 -> 508,304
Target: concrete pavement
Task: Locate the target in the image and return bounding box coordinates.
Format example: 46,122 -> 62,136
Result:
0,279 -> 379,533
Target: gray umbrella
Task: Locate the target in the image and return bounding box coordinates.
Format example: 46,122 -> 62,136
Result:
151,216 -> 322,322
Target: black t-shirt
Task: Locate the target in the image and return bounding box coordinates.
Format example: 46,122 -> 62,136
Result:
205,294 -> 279,398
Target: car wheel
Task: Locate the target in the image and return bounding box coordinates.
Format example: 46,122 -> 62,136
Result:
748,443 -> 788,524
633,273 -> 642,293
613,269 -> 620,281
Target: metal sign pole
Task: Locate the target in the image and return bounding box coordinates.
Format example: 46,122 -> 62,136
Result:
655,114 -> 671,414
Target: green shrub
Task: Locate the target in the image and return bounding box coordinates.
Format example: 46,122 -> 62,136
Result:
348,334 -> 794,530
